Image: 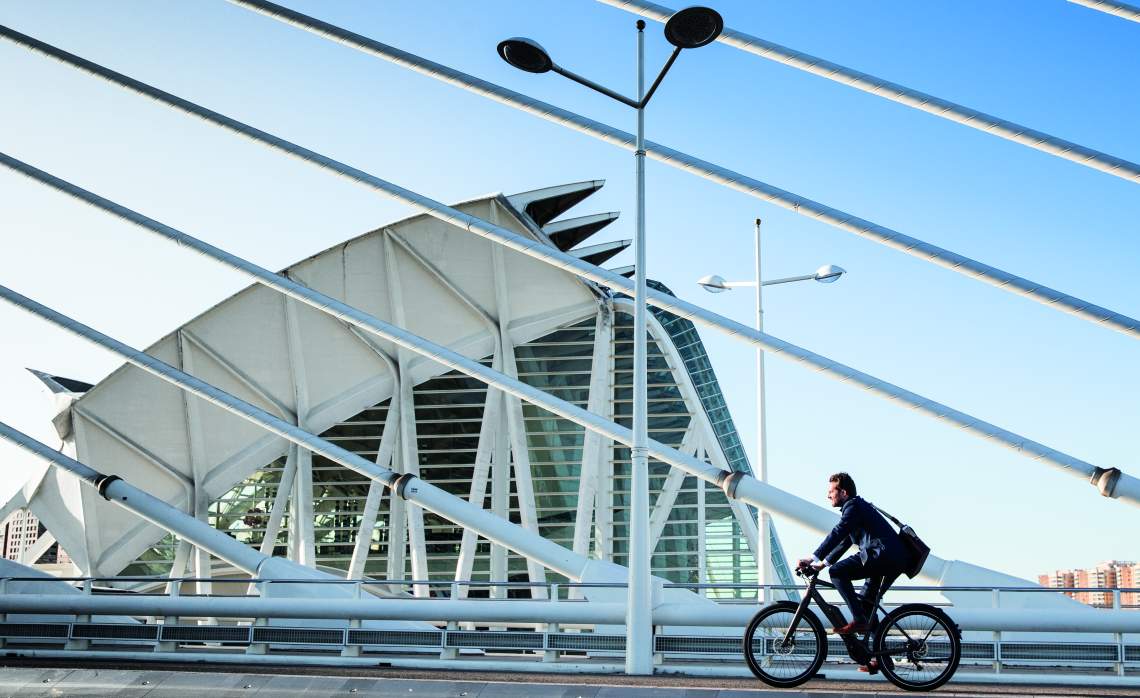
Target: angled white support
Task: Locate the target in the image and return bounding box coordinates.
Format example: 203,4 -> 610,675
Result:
346,337 -> 401,581
257,447 -> 297,557
177,330 -> 213,599
282,294 -> 315,567
4,39 -> 1131,502
490,203 -> 547,598
648,426 -> 700,551
206,4 -> 1140,338
454,376 -> 502,595
19,530 -> 56,566
166,538 -> 191,596
572,306 -> 614,559
382,234 -> 429,595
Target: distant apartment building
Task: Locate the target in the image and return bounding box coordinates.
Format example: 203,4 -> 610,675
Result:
2,509 -> 41,561
1039,561 -> 1138,608
1,509 -> 72,568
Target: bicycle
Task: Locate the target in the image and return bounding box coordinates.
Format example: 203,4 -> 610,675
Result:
743,563 -> 961,691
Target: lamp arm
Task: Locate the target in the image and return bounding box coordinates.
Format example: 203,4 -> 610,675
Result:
552,64 -> 640,108
761,273 -> 816,286
638,45 -> 682,108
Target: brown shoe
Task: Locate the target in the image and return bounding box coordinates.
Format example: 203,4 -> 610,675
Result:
832,620 -> 870,635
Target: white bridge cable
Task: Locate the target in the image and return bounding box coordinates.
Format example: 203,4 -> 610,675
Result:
0,158 -> 954,581
599,0 -> 1140,181
1069,0 -> 1140,23
0,31 -> 1133,505
209,2 -> 1140,341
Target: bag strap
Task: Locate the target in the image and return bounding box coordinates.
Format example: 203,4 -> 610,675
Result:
870,501 -> 904,528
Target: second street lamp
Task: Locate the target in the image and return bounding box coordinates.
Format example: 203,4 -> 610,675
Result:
499,7 -> 723,676
698,219 -> 845,602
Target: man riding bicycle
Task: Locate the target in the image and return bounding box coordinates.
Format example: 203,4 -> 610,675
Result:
798,472 -> 909,641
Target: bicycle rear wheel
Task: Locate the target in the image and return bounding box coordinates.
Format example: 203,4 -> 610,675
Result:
874,604 -> 961,691
743,601 -> 827,688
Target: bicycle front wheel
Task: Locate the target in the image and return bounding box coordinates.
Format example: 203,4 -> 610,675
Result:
743,601 -> 827,688
874,604 -> 961,691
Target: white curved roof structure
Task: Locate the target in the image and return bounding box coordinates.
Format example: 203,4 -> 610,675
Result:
38,188 -> 605,576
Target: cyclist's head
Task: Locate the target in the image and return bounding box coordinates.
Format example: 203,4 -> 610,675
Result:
827,472 -> 856,506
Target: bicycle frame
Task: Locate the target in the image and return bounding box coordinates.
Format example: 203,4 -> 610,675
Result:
781,569 -> 901,664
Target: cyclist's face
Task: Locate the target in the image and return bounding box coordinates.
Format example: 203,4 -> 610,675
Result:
827,481 -> 847,507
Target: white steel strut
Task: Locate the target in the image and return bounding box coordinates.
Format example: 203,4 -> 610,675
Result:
599,0 -> 1140,180
203,4 -> 1140,340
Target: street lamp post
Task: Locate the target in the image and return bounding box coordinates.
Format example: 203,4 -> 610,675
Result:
499,8 -> 723,675
698,220 -> 844,601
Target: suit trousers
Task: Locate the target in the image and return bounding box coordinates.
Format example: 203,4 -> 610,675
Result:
828,555 -> 901,626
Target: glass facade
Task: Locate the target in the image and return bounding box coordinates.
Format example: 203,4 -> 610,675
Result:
125,294 -> 780,598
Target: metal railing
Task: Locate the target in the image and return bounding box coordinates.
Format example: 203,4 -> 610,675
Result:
1,576 -> 1138,679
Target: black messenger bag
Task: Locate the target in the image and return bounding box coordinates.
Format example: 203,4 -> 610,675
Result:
871,503 -> 930,579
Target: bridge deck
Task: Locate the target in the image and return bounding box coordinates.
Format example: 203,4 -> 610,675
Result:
3,661 -> 1139,697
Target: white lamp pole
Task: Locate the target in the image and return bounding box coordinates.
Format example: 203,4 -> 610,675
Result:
753,218 -> 772,602
627,18 -> 653,675
698,238 -> 846,602
497,9 -> 723,674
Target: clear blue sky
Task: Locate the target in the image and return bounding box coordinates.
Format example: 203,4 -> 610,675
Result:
0,1 -> 1136,582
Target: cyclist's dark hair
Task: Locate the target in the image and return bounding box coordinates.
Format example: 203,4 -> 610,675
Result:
829,472 -> 857,497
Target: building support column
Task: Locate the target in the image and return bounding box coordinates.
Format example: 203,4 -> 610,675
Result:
572,306 -> 614,562
176,330 -> 213,600
347,354 -> 400,580
490,202 -> 547,598
383,233 -> 429,595
454,357 -> 503,596
282,293 -> 316,567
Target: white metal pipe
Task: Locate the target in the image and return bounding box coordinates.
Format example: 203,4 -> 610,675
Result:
1069,0 -> 1140,23
206,4 -> 1140,339
0,592 -> 626,625
0,34 -> 1129,503
3,589 -> 1139,633
0,422 -> 268,575
627,18 -> 652,676
600,0 -> 1140,183
0,283 -> 591,580
652,601 -> 1140,634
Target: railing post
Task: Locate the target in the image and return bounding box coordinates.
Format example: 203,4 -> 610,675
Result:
1114,588 -> 1125,676
991,588 -> 1001,674
441,620 -> 458,660
543,583 -> 560,663
156,577 -> 179,653
245,580 -> 269,655
341,617 -> 362,657
66,579 -> 93,651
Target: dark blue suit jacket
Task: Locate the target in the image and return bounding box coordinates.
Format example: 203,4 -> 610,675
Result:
813,495 -> 908,567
